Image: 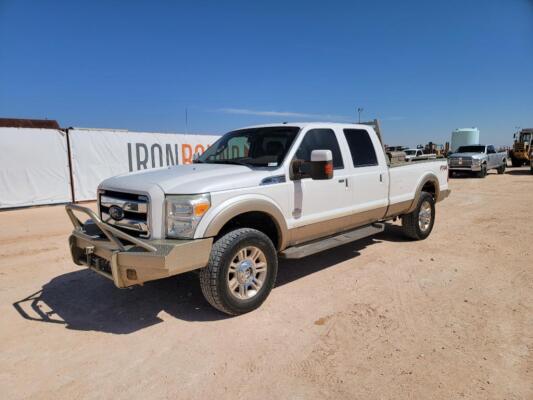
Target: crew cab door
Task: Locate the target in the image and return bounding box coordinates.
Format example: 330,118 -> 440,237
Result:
341,128 -> 389,221
287,128 -> 353,244
486,145 -> 497,168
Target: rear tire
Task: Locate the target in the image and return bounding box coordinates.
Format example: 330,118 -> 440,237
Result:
497,163 -> 506,174
401,192 -> 435,240
199,228 -> 278,316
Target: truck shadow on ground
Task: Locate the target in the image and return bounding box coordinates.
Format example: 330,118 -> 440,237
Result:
13,224 -> 404,334
450,172 -> 500,179
505,169 -> 531,176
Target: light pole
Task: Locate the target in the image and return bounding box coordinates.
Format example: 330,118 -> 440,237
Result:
357,107 -> 364,123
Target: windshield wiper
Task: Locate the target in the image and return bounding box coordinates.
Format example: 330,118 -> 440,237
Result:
208,159 -> 251,166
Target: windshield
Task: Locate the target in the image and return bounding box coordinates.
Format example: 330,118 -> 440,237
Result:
197,126 -> 300,167
456,145 -> 485,153
405,150 -> 417,155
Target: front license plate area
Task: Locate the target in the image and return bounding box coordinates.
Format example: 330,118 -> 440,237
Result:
87,253 -> 112,275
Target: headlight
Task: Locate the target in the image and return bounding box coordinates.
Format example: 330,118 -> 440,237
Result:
471,158 -> 481,164
165,194 -> 210,239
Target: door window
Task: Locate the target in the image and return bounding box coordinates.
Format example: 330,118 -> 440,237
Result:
294,129 -> 344,169
343,129 -> 378,167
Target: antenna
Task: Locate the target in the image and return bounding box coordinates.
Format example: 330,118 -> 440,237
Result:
185,107 -> 189,133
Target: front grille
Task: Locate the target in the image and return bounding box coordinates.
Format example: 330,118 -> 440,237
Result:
449,157 -> 472,167
99,190 -> 150,237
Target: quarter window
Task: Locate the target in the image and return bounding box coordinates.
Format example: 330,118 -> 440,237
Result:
294,129 -> 344,169
343,129 -> 378,167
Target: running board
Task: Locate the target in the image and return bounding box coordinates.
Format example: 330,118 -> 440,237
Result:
280,223 -> 385,259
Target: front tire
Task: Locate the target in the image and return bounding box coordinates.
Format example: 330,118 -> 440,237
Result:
477,164 -> 487,178
199,228 -> 278,315
401,192 -> 435,240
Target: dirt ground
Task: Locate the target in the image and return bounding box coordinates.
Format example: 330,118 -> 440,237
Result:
0,167 -> 531,400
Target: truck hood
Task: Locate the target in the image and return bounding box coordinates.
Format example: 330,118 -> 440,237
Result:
449,152 -> 485,158
100,163 -> 274,194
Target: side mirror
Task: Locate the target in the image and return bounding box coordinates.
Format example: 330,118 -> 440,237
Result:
192,152 -> 200,162
309,150 -> 333,180
290,150 -> 334,180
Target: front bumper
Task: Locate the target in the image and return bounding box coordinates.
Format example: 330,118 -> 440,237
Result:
448,165 -> 481,172
66,204 -> 212,288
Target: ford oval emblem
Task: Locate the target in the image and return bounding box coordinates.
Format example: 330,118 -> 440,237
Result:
109,205 -> 125,221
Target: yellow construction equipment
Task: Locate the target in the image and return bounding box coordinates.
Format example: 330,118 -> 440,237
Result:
510,128 -> 532,167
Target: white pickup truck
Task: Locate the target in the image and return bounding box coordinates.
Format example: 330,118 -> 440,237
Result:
448,144 -> 507,177
66,122 -> 450,315
404,148 -> 437,161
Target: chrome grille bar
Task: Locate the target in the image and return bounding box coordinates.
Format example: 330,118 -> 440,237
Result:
100,195 -> 148,213
449,158 -> 472,166
99,191 -> 150,237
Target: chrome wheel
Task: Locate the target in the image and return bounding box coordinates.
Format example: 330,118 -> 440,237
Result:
227,246 -> 267,300
418,200 -> 432,232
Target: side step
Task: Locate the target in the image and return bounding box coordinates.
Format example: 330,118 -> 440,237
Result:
280,223 -> 385,259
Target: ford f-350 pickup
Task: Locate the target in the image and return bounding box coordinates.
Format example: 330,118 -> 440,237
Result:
66,122 -> 451,315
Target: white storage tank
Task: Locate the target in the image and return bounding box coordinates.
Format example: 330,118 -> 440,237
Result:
451,128 -> 480,152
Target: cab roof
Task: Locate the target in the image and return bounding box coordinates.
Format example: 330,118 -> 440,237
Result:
236,122 -> 373,131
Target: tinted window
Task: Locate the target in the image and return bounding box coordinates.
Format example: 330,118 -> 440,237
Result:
294,129 -> 344,169
198,127 -> 299,166
456,145 -> 485,153
487,145 -> 495,154
343,129 -> 378,167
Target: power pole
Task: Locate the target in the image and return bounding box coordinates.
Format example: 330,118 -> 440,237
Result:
357,107 -> 364,123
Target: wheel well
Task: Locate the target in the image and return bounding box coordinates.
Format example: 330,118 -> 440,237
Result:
217,212 -> 280,249
422,181 -> 436,199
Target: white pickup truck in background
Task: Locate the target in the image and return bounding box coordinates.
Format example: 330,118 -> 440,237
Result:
66,122 -> 450,315
404,148 -> 437,161
448,144 -> 507,177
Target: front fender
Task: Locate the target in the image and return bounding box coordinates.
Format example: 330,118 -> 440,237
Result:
194,194 -> 288,250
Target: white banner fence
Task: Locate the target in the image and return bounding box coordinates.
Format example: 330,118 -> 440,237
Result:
0,127 -> 220,208
0,128 -> 72,208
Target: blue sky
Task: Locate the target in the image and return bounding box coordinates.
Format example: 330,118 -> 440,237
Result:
1,0 -> 532,146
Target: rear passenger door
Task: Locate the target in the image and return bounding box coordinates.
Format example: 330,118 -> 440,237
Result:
342,129 -> 388,221
487,145 -> 497,168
